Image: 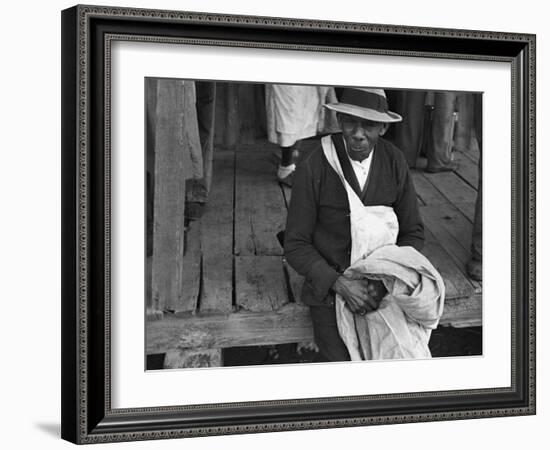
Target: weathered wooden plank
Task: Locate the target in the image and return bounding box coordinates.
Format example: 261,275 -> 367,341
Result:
151,79 -> 201,312
200,152 -> 235,313
423,226 -> 475,300
453,201 -> 476,223
146,254 -> 153,311
163,221 -> 201,313
421,231 -> 461,300
146,304 -> 314,352
439,294 -> 482,328
238,83 -> 264,144
146,294 -> 480,353
422,170 -> 477,215
421,205 -> 482,294
413,169 -> 476,221
213,83 -> 226,146
235,256 -> 289,312
411,170 -> 447,205
164,348 -> 223,368
422,203 -> 475,256
225,83 -> 240,147
214,83 -> 267,149
453,150 -> 479,189
234,151 -> 287,256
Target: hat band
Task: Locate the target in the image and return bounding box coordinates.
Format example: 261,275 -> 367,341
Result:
340,89 -> 388,114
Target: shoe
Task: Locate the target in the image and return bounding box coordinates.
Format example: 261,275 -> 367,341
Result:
466,259 -> 482,281
277,172 -> 294,187
277,164 -> 296,188
425,162 -> 458,173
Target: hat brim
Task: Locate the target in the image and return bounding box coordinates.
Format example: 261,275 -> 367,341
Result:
324,103 -> 402,123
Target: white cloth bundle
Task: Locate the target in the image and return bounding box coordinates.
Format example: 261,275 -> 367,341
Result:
321,136 -> 445,360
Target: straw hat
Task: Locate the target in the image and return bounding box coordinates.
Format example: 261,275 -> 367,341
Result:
324,88 -> 402,123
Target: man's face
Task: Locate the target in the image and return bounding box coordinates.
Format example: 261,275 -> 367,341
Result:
338,113 -> 389,161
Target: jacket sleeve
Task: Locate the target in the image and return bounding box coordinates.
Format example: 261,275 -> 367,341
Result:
394,157 -> 425,251
284,159 -> 340,302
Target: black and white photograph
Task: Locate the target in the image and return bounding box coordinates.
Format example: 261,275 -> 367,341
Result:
56,2 -> 537,445
145,80 -> 483,369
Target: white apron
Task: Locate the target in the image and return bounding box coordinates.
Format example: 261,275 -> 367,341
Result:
321,135 -> 445,360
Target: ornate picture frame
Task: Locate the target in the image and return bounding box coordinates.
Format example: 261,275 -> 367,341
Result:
61,4 -> 535,444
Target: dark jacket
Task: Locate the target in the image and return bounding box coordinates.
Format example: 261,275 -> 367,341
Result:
284,133 -> 424,306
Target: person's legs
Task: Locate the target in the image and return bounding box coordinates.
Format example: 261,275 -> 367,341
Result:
426,91 -> 458,172
454,93 -> 474,153
467,93 -> 482,280
186,81 -> 217,218
309,305 -> 350,362
277,141 -> 301,187
390,90 -> 427,168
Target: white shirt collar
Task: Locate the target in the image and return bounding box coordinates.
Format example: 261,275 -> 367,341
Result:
342,140 -> 374,190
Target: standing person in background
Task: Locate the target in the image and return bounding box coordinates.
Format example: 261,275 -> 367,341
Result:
385,90 -> 474,174
266,84 -> 338,187
426,91 -> 460,173
466,93 -> 483,281
185,81 -> 217,220
385,89 -> 428,169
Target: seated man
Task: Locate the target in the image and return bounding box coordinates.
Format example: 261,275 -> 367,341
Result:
284,87 -> 425,362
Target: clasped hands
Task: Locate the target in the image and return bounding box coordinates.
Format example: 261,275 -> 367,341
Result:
332,275 -> 387,316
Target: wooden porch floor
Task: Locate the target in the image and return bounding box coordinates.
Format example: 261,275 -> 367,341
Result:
146,139 -> 482,354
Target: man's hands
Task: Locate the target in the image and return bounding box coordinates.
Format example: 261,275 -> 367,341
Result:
332,276 -> 387,315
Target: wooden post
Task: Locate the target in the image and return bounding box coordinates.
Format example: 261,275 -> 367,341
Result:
225,83 -> 240,147
150,79 -> 201,313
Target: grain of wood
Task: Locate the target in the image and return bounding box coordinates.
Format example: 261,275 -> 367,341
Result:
164,221 -> 201,313
235,256 -> 289,312
234,151 -> 287,256
225,83 -> 240,147
200,152 -> 235,313
146,295 -> 480,353
422,203 -> 475,254
424,227 -> 475,300
413,167 -> 476,221
151,79 -> 200,312
421,205 -> 482,294
146,304 -> 314,352
238,83 -> 264,144
422,170 -> 477,218
453,150 -> 479,189
439,293 -> 482,328
163,348 -> 222,368
146,255 -> 152,310
411,171 -> 447,205
452,201 -> 476,223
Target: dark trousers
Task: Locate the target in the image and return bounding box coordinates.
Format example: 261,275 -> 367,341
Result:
471,93 -> 482,261
186,81 -> 217,203
309,305 -> 350,362
386,90 -> 427,168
